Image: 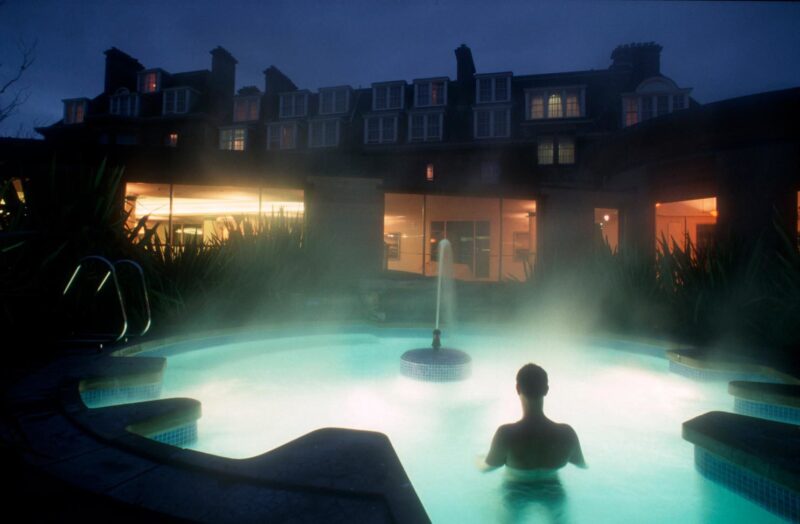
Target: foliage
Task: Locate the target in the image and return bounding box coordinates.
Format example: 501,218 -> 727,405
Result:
520,228 -> 800,358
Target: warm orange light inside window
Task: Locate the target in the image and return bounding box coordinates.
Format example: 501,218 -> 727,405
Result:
426,163 -> 434,182
168,133 -> 178,147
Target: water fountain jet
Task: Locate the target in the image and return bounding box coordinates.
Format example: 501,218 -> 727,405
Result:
400,239 -> 471,381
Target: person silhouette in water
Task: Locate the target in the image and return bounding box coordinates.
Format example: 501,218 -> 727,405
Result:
480,363 -> 587,477
480,363 -> 586,523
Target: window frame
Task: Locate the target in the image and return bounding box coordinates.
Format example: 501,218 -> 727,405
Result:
308,119 -> 341,148
318,87 -> 351,115
473,108 -> 511,139
537,136 -> 576,166
63,98 -> 88,124
162,87 -> 196,115
137,69 -> 162,93
109,89 -> 140,117
408,111 -> 444,142
364,115 -> 399,144
233,96 -> 261,122
413,78 -> 448,108
525,86 -> 586,120
278,91 -> 310,118
267,122 -> 298,150
371,82 -> 406,111
219,126 -> 248,151
475,74 -> 512,104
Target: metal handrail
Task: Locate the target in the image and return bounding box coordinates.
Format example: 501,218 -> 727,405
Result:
63,255 -> 128,342
114,259 -> 152,337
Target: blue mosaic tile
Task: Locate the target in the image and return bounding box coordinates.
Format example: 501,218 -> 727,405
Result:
669,360 -> 775,383
734,397 -> 800,425
80,382 -> 162,408
149,421 -> 198,448
694,446 -> 799,522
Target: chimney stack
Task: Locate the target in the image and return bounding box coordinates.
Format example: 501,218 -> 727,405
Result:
455,44 -> 476,84
610,42 -> 662,80
103,47 -> 143,94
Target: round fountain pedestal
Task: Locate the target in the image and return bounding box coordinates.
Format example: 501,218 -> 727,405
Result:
400,348 -> 472,382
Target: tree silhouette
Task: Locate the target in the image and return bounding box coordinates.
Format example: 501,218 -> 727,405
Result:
0,1 -> 37,127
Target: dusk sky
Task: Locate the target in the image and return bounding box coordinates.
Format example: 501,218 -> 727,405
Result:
1,0 -> 799,136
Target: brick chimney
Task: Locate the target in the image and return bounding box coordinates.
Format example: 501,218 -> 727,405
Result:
455,44 -> 476,84
263,66 -> 298,95
610,42 -> 662,80
210,46 -> 237,118
103,47 -> 143,94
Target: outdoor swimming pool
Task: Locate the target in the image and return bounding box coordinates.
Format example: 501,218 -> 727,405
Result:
149,329 -> 783,523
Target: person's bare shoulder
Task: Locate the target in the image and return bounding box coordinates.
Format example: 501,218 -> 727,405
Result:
556,423 -> 587,468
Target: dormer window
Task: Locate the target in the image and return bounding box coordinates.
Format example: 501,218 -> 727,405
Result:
63,99 -> 87,124
110,89 -> 139,117
319,87 -> 350,115
414,79 -> 447,107
622,77 -> 691,127
526,88 -> 585,120
233,96 -> 260,122
138,70 -> 161,93
372,82 -> 404,111
476,75 -> 511,104
163,88 -> 194,115
279,92 -> 308,118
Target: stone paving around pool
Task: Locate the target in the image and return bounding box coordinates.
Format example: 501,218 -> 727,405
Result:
2,347 -> 430,523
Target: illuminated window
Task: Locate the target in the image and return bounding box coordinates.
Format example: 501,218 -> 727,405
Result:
547,94 -> 563,118
279,92 -> 308,118
267,122 -> 297,150
163,88 -> 193,114
527,88 -> 584,120
309,120 -> 339,147
476,75 -> 511,103
624,97 -> 639,127
409,113 -> 443,142
219,128 -> 247,151
233,96 -> 260,122
138,71 -> 160,93
372,83 -> 404,111
537,139 -> 554,165
473,109 -> 510,138
415,79 -> 447,107
167,132 -> 178,147
110,89 -> 139,117
656,197 -> 717,254
63,99 -> 87,124
426,163 -> 434,182
530,95 -> 544,119
365,116 -> 397,144
565,92 -> 580,117
558,137 -> 575,164
319,87 -> 350,115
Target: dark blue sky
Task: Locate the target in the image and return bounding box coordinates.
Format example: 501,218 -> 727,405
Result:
1,0 -> 799,136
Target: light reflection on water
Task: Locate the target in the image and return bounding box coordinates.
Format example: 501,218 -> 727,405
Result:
158,332 -> 782,524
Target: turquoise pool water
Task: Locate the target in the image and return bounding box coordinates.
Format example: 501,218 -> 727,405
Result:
154,329 -> 783,523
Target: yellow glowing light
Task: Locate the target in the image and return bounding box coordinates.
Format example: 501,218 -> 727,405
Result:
132,195 -> 304,220
710,210 -> 719,217
603,214 -> 610,222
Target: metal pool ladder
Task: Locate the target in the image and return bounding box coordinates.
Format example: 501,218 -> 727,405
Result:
62,256 -> 151,347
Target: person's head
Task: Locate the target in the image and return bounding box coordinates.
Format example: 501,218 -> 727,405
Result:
516,363 -> 549,398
